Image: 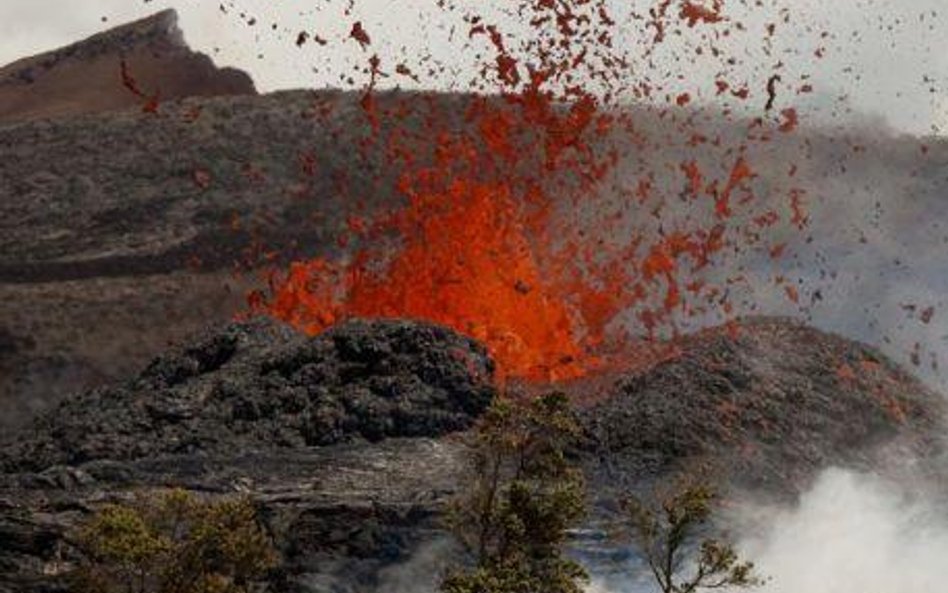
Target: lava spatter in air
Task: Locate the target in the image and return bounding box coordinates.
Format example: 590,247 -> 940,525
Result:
680,1 -> 725,27
120,60 -> 160,113
248,0 -> 809,382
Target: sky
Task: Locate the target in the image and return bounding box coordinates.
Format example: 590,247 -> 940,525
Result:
0,0 -> 945,136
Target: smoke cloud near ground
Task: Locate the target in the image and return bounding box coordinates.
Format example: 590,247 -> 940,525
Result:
735,467 -> 948,593
375,538 -> 458,593
370,467 -> 948,593
582,466 -> 948,593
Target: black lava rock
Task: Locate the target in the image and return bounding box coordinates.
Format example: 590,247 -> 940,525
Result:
1,318 -> 496,473
581,317 -> 946,495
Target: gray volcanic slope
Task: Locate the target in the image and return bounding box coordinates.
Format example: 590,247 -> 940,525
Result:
0,90 -> 373,429
0,316 -> 942,593
5,88 -> 948,434
2,19 -> 948,435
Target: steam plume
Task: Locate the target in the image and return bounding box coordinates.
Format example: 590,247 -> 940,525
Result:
737,468 -> 948,593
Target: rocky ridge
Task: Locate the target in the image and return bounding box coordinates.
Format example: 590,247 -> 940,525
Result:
1,316 -> 943,592
581,318 -> 945,496
0,9 -> 255,122
1,318 -> 495,472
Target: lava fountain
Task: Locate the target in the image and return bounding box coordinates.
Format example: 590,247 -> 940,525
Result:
249,0 -> 808,383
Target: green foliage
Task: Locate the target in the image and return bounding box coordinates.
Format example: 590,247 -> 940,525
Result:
442,392 -> 588,593
73,489 -> 277,593
623,477 -> 761,593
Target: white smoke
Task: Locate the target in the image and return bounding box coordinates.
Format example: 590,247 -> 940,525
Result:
583,467 -> 948,593
736,468 -> 948,593
376,538 -> 458,593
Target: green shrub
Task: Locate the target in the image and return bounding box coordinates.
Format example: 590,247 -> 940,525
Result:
73,489 -> 277,593
623,477 -> 762,593
441,392 -> 587,593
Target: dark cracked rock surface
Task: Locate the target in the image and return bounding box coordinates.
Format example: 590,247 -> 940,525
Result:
0,439 -> 467,593
2,317 -> 945,592
0,87 -> 431,430
1,318 -> 495,473
0,318 -> 493,593
580,318 -> 947,498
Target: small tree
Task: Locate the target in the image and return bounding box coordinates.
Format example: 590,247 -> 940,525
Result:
622,478 -> 761,593
73,489 -> 277,593
441,392 -> 587,593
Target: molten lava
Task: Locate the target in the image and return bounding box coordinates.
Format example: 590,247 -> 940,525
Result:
258,178 -> 593,381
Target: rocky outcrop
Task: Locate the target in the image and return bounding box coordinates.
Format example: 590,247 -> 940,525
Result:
0,318 -> 493,593
1,318 -> 495,473
581,318 -> 946,496
1,317 -> 943,592
0,10 -> 255,123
